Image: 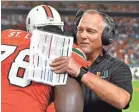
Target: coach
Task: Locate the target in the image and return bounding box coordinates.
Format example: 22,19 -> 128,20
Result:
50,9 -> 133,112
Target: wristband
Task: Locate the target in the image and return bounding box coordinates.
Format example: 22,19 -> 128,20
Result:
76,66 -> 88,82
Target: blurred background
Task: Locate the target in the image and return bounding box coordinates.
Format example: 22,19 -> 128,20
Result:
1,1 -> 139,112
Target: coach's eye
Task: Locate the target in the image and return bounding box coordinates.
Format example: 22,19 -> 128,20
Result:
77,28 -> 83,33
87,30 -> 96,34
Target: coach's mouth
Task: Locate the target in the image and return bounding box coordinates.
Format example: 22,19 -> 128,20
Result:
79,42 -> 89,46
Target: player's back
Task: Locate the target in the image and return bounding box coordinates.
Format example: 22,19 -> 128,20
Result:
1,29 -> 52,112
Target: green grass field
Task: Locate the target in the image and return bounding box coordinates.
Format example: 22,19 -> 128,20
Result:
123,80 -> 139,112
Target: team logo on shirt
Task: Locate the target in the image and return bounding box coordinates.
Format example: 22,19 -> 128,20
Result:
100,70 -> 109,78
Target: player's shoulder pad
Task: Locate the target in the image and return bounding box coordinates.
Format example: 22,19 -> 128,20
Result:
2,29 -> 25,34
1,29 -> 32,38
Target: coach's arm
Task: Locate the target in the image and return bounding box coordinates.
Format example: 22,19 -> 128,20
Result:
50,56 -> 133,109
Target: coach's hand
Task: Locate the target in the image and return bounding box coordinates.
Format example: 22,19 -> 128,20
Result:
50,56 -> 81,77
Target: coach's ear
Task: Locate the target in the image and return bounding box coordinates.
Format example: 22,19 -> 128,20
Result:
54,76 -> 84,112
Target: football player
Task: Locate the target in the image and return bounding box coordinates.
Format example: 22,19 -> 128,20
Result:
2,5 -> 86,112
1,5 -> 63,112
1,29 -> 52,112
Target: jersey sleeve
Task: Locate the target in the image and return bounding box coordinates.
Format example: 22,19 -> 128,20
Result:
72,43 -> 88,67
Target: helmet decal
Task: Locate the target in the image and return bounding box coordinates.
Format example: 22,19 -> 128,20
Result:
42,5 -> 53,18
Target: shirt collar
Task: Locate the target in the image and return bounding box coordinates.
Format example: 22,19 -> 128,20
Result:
90,49 -> 108,66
